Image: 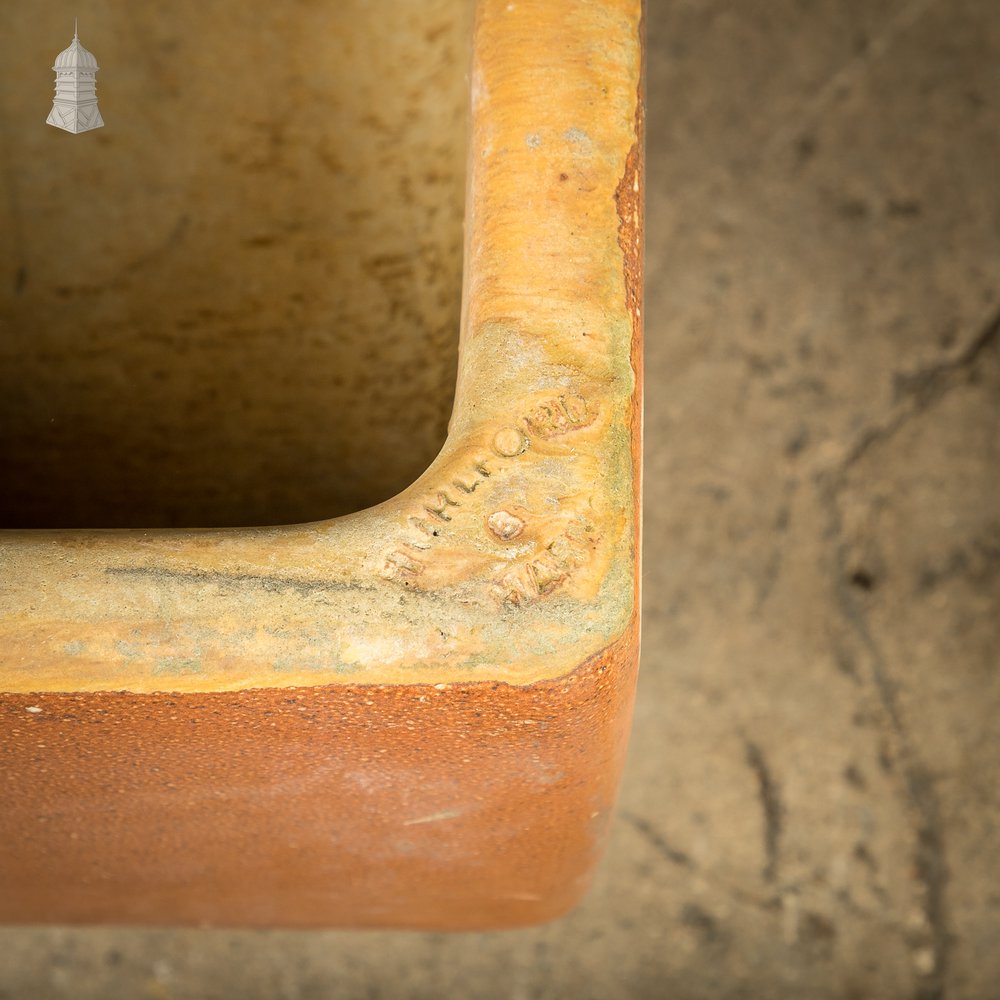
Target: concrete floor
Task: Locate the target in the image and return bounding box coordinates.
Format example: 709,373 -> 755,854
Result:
2,1 -> 998,997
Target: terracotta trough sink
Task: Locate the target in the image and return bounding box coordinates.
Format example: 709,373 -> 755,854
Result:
0,0 -> 643,929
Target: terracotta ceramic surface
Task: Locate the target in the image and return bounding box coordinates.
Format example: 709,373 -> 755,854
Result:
0,0 -> 643,928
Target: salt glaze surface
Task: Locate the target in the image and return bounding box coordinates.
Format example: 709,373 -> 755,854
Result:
0,0 -> 643,929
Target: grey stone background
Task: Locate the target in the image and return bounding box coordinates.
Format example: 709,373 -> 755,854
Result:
2,0 -> 998,997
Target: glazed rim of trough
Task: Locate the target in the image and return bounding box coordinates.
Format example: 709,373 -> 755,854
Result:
0,0 -> 644,696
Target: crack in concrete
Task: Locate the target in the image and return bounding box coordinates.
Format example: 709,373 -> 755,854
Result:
843,299 -> 1000,473
804,315 -> 1000,1000
765,0 -> 942,158
818,476 -> 950,1000
742,738 -> 783,885
753,477 -> 800,611
619,810 -> 693,868
620,810 -> 781,913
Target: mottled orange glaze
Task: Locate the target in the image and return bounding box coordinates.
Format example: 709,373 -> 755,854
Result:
0,0 -> 643,928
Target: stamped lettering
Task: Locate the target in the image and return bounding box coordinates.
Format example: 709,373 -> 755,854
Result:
493,517 -> 597,606
424,490 -> 460,522
524,394 -> 594,439
383,549 -> 425,580
382,397 -> 594,588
